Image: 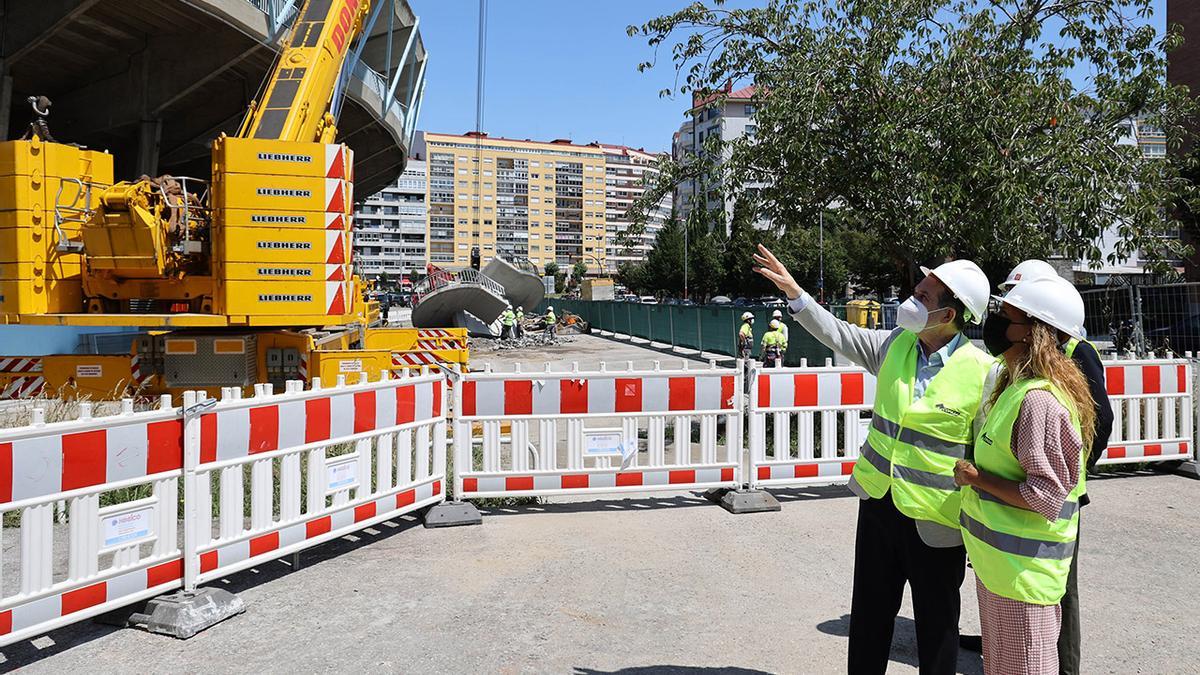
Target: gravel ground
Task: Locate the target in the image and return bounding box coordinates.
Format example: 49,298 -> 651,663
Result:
1,472 -> 1196,674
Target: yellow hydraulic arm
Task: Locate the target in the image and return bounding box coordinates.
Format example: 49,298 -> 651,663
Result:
239,0 -> 372,144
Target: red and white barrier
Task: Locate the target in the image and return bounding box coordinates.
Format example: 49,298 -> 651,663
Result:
1097,358 -> 1193,466
453,361 -> 742,499
746,356 -> 1197,488
187,370 -> 447,585
0,357 -> 46,399
747,361 -> 873,489
0,397 -> 184,647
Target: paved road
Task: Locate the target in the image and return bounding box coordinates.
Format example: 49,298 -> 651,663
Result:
3,473 -> 1196,673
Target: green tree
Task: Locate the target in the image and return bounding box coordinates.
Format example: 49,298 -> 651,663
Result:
629,0 -> 1196,290
378,271 -> 391,291
570,261 -> 588,289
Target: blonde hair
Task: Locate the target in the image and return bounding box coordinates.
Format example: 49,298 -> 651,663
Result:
990,321 -> 1097,458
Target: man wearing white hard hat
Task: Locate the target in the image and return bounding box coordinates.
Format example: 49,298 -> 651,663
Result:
771,308 -> 789,346
953,275 -> 1096,674
754,245 -> 999,675
999,259 -> 1060,291
960,261 -> 1112,675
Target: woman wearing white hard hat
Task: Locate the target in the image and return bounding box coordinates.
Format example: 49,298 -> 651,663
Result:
963,262 -> 1113,672
953,275 -> 1096,675
754,244 -> 999,674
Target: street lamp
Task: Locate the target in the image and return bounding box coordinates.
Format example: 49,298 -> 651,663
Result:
818,209 -> 824,304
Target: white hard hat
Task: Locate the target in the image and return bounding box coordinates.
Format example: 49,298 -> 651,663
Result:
771,309 -> 783,318
1000,259 -> 1058,290
769,319 -> 780,330
547,305 -> 554,310
998,276 -> 1085,339
741,311 -> 754,321
920,260 -> 989,325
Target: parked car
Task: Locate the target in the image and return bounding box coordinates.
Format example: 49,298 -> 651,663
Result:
677,298 -> 696,306
732,297 -> 752,307
757,296 -> 786,307
710,295 -> 732,305
639,296 -> 658,304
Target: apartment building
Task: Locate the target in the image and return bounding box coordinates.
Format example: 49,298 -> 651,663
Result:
602,144 -> 671,273
672,84 -> 764,232
422,132 -> 615,273
354,159 -> 428,285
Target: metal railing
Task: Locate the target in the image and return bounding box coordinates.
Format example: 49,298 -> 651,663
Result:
411,268 -> 506,307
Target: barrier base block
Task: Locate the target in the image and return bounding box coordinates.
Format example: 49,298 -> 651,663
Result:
1173,460 -> 1200,481
719,489 -> 781,514
702,487 -> 733,503
423,501 -> 483,528
117,588 -> 245,639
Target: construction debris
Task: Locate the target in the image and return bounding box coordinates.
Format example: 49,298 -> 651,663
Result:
469,332 -> 577,353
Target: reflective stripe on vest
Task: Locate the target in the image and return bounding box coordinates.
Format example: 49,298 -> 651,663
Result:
960,378 -> 1085,605
855,330 -> 993,528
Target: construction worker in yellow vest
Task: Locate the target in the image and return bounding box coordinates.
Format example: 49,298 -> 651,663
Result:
954,274 -> 1094,674
515,306 -> 525,339
771,308 -> 789,346
761,319 -> 786,367
738,312 -> 755,360
544,305 -> 557,338
499,305 -> 516,340
754,243 -> 998,675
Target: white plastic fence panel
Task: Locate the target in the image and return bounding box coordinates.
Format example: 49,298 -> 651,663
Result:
454,361 -> 742,499
747,363 -> 874,489
190,371 -> 447,585
1097,358 -> 1194,465
0,397 -> 184,648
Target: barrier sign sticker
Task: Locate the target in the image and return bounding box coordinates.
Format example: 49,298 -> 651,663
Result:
339,359 -> 363,373
327,457 -> 359,493
102,507 -> 154,548
584,430 -> 624,457
76,364 -> 103,378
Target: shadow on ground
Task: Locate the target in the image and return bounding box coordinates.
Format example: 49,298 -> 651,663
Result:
573,662 -> 772,667
817,613 -> 983,675
478,483 -> 854,518
0,514 -> 427,671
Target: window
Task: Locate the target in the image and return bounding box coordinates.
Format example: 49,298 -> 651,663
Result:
458,168 -> 467,174
744,104 -> 756,115
458,156 -> 468,162
745,125 -> 758,137
457,243 -> 468,249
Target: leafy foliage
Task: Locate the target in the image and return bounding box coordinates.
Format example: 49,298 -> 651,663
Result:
628,0 -> 1197,291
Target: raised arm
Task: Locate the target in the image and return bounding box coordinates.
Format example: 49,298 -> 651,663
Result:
753,244 -> 894,375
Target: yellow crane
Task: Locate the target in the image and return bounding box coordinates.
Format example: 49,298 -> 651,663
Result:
0,0 -> 465,401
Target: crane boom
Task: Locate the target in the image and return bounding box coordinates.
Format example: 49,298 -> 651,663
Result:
241,0 -> 372,143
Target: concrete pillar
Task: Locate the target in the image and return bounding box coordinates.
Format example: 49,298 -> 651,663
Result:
135,118 -> 162,177
0,59 -> 11,140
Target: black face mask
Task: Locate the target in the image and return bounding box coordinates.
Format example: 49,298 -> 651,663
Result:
983,312 -> 1014,356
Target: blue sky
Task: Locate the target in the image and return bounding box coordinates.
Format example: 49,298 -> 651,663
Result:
409,0 -> 1168,154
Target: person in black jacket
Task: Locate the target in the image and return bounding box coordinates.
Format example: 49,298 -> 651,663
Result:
1056,334 -> 1113,674
962,262 -> 1114,675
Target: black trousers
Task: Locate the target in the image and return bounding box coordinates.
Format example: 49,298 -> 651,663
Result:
849,494 -> 965,675
1057,514 -> 1081,674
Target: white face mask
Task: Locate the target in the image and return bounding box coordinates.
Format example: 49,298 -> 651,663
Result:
896,296 -> 949,334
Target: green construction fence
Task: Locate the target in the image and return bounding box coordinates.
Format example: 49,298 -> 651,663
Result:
537,299 -> 835,367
